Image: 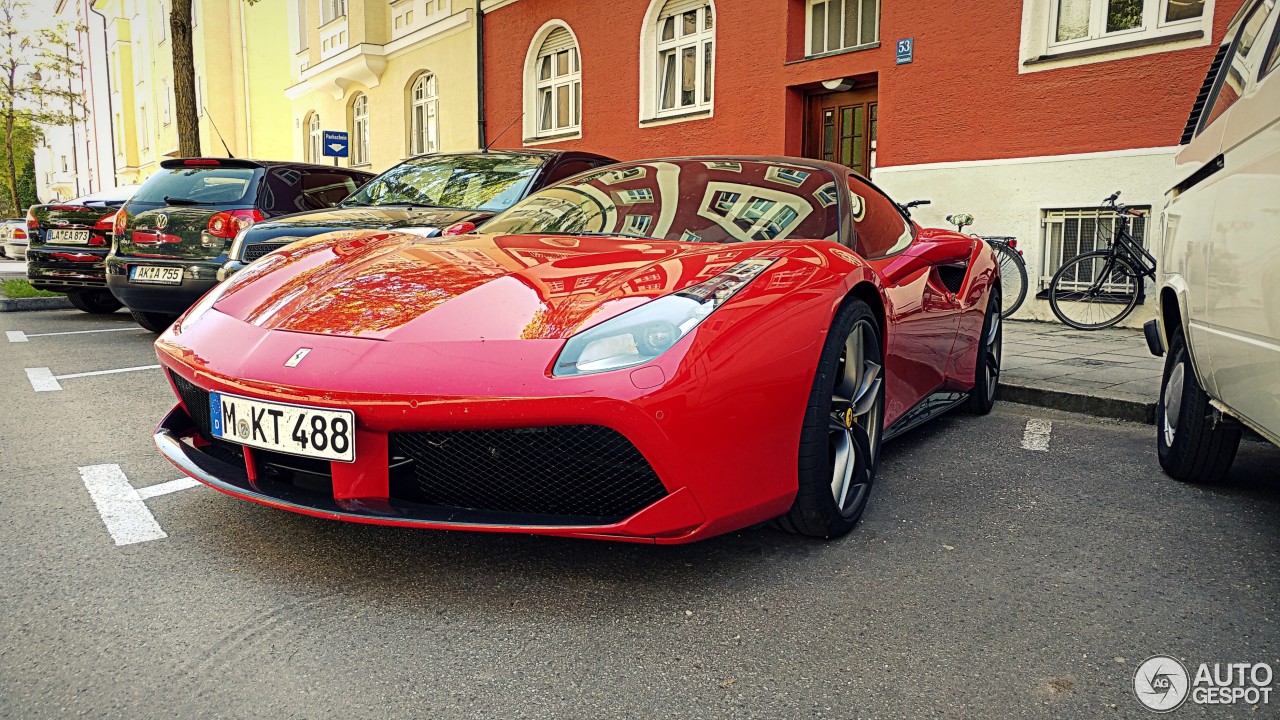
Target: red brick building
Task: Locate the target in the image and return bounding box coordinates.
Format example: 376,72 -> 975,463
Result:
478,0 -> 1242,323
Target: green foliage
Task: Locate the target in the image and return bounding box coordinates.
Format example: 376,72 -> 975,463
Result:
1,278 -> 60,298
1106,0 -> 1144,32
0,115 -> 40,213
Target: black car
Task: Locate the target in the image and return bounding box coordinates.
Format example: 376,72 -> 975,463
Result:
26,184 -> 140,313
219,150 -> 617,279
106,158 -> 374,331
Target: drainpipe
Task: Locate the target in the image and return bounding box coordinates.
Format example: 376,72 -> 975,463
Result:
87,1 -> 118,187
475,0 -> 486,150
238,1 -> 252,157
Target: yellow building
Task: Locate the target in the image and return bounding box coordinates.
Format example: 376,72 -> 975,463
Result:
93,0 -> 296,183
285,0 -> 481,173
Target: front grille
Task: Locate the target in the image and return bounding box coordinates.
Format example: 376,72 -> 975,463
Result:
243,242 -> 290,262
390,426 -> 667,519
169,370 -> 213,438
167,370 -> 245,464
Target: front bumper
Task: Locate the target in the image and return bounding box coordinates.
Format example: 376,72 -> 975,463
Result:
155,397 -> 714,543
106,256 -> 222,314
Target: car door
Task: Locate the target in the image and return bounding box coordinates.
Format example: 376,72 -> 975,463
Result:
852,176 -> 963,423
1202,0 -> 1280,433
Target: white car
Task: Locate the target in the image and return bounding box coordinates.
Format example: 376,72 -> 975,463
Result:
1,217 -> 28,259
1148,0 -> 1280,482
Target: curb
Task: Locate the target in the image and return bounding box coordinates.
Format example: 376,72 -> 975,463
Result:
996,382 -> 1156,424
0,295 -> 73,312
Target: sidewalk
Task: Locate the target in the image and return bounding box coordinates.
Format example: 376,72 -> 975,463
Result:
998,319 -> 1162,423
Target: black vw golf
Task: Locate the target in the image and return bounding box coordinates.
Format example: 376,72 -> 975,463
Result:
106,158 -> 373,331
219,150 -> 617,279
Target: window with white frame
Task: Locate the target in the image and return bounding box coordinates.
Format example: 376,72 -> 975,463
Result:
139,105 -> 150,151
654,0 -> 714,116
1048,0 -> 1207,52
807,0 -> 879,56
409,73 -> 439,155
1041,206 -> 1149,288
294,0 -> 309,52
350,94 -> 369,166
161,78 -> 172,124
306,112 -> 322,163
532,26 -> 581,137
320,0 -> 347,25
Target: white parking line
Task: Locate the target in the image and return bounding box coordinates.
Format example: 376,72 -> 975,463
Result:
25,367 -> 61,392
1021,419 -> 1053,452
7,327 -> 143,343
136,477 -> 202,500
25,364 -> 161,392
79,465 -> 204,546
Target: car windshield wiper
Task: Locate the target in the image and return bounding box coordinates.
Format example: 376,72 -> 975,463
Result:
162,196 -> 216,206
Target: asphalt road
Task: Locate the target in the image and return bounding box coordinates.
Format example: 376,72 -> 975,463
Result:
1,308 -> 1278,720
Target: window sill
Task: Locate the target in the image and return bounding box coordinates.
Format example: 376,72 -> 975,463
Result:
1024,29 -> 1202,65
640,109 -> 711,126
784,41 -> 881,65
523,130 -> 582,146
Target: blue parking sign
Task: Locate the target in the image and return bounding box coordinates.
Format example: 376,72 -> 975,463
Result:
896,38 -> 914,65
322,130 -> 349,158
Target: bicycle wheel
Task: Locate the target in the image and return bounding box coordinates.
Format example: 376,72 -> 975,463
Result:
1048,251 -> 1141,329
989,242 -> 1028,318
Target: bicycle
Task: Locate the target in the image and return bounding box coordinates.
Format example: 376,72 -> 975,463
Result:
1047,191 -> 1157,330
945,212 -> 1029,320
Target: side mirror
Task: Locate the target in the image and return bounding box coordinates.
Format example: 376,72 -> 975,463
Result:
880,239 -> 974,285
442,221 -> 476,236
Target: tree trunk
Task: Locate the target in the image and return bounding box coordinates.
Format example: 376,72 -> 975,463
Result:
3,67 -> 17,214
171,0 -> 200,157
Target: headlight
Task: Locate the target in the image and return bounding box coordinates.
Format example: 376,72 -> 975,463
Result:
553,257 -> 776,377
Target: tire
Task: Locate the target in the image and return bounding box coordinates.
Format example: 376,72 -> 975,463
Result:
776,298 -> 885,538
130,309 -> 178,333
967,286 -> 1002,414
988,242 -> 1028,319
1048,251 -> 1141,330
1157,329 -> 1241,484
66,290 -> 122,314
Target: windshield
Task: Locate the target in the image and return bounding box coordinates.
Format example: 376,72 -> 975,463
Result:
480,160 -> 842,243
130,167 -> 260,207
342,154 -> 546,212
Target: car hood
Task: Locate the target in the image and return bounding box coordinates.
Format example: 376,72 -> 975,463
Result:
208,230 -> 775,341
242,206 -> 491,243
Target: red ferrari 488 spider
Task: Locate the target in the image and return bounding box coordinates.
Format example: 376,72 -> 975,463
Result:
153,157 -> 1001,543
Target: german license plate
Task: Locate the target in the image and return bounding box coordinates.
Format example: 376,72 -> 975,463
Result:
209,392 -> 355,462
49,229 -> 90,244
129,265 -> 183,285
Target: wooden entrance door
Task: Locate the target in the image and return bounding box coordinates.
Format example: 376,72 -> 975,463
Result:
805,87 -> 878,177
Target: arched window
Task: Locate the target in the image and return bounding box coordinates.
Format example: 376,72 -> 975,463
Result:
409,73 -> 439,155
306,112 -> 322,163
525,23 -> 581,139
642,0 -> 714,120
350,94 -> 369,166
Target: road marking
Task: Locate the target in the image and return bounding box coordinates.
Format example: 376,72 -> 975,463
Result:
25,367 -> 61,391
1021,419 -> 1053,451
79,465 -> 202,546
25,364 -> 161,391
79,465 -> 165,545
7,327 -> 143,343
136,477 -> 201,500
